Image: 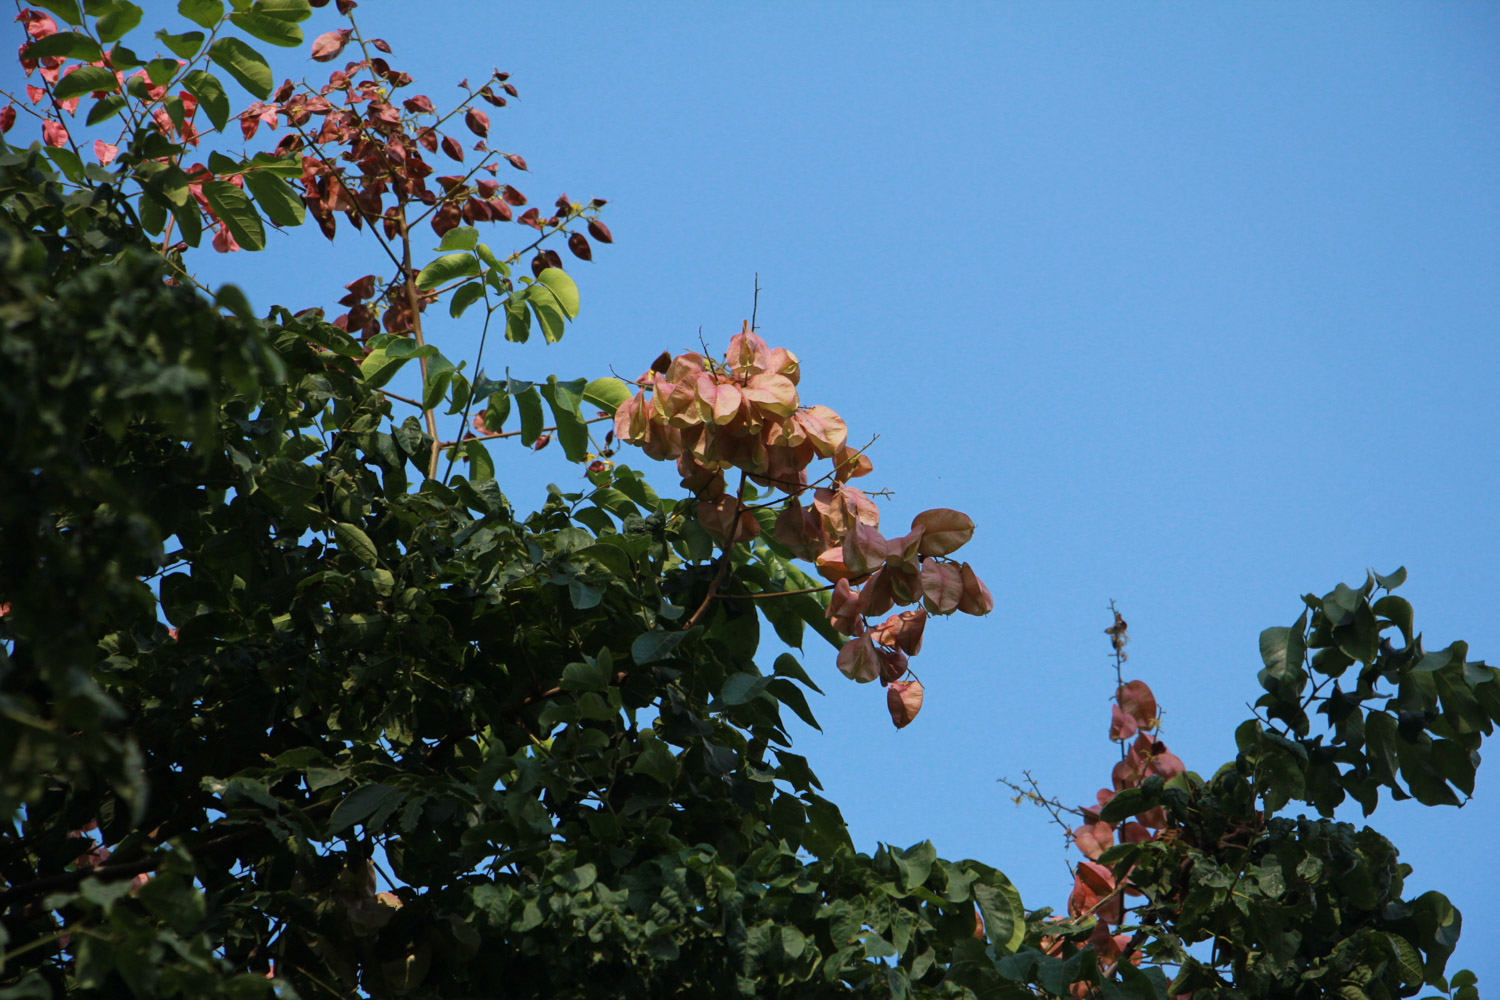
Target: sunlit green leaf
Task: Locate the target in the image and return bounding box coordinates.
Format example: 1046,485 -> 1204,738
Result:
536,267 -> 579,319
208,36 -> 272,98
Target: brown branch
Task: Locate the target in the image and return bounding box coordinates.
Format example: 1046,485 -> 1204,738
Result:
389,204 -> 442,479
0,827 -> 260,910
713,570 -> 873,602
437,414 -> 610,449
684,471 -> 747,629
376,386 -> 424,408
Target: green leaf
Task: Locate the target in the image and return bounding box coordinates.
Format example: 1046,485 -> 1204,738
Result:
721,671 -> 771,706
479,389 -> 510,431
893,840 -> 937,890
52,65 -> 120,101
767,678 -> 821,731
242,169 -> 305,227
181,71 -> 231,131
972,872 -> 1026,954
515,385 -> 543,446
1375,566 -> 1407,590
421,351 -> 458,412
632,628 -> 693,665
1259,612 -> 1307,683
328,783 -> 404,834
257,457 -> 319,508
155,29 -> 205,59
332,521 -> 379,569
145,57 -> 181,88
30,1 -> 83,26
504,297 -> 531,343
449,282 -> 486,319
200,180 -> 266,251
540,376 -> 588,462
1100,786 -> 1156,824
95,3 -> 143,42
439,225 -> 479,251
476,243 -> 503,271
213,284 -> 255,322
44,146 -> 83,182
178,0 -> 225,29
138,189 -> 167,234
250,0 -> 312,20
555,862 -> 596,893
228,9 -> 302,45
245,150 -> 302,176
86,93 -> 127,126
536,267 -> 580,319
416,252 -> 480,290
108,43 -> 142,69
359,336 -> 437,389
632,741 -> 677,785
582,377 -> 632,415
1374,595 -> 1415,646
21,31 -> 102,61
207,36 -> 272,99
168,196 -> 202,247
527,284 -> 568,344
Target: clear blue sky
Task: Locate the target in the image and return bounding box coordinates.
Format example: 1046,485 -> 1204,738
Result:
15,0 -> 1500,982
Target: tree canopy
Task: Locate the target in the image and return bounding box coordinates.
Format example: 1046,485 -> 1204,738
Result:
0,4 -> 1493,998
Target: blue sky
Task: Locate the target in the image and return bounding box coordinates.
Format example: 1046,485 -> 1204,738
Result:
11,0 -> 1500,982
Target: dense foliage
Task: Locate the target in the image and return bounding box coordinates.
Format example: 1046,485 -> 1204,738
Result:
0,4 -> 1492,998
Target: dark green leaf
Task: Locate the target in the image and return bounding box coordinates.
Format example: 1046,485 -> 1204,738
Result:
242,169 -> 305,227
228,9 -> 302,46
21,31 -> 102,61
52,65 -> 120,101
95,2 -> 143,42
30,1 -> 83,26
85,93 -> 127,126
1375,566 -> 1407,590
632,628 -> 693,665
146,57 -> 181,88
181,70 -> 231,131
463,439 -> 494,481
721,671 -> 771,706
250,0 -> 312,20
332,521 -> 379,569
772,652 -> 823,694
766,678 -> 821,731
515,385 -> 543,446
178,0 -> 225,29
540,376 -> 588,462
200,179 -> 266,251
155,29 -> 205,59
213,283 -> 255,322
328,783 -> 404,834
